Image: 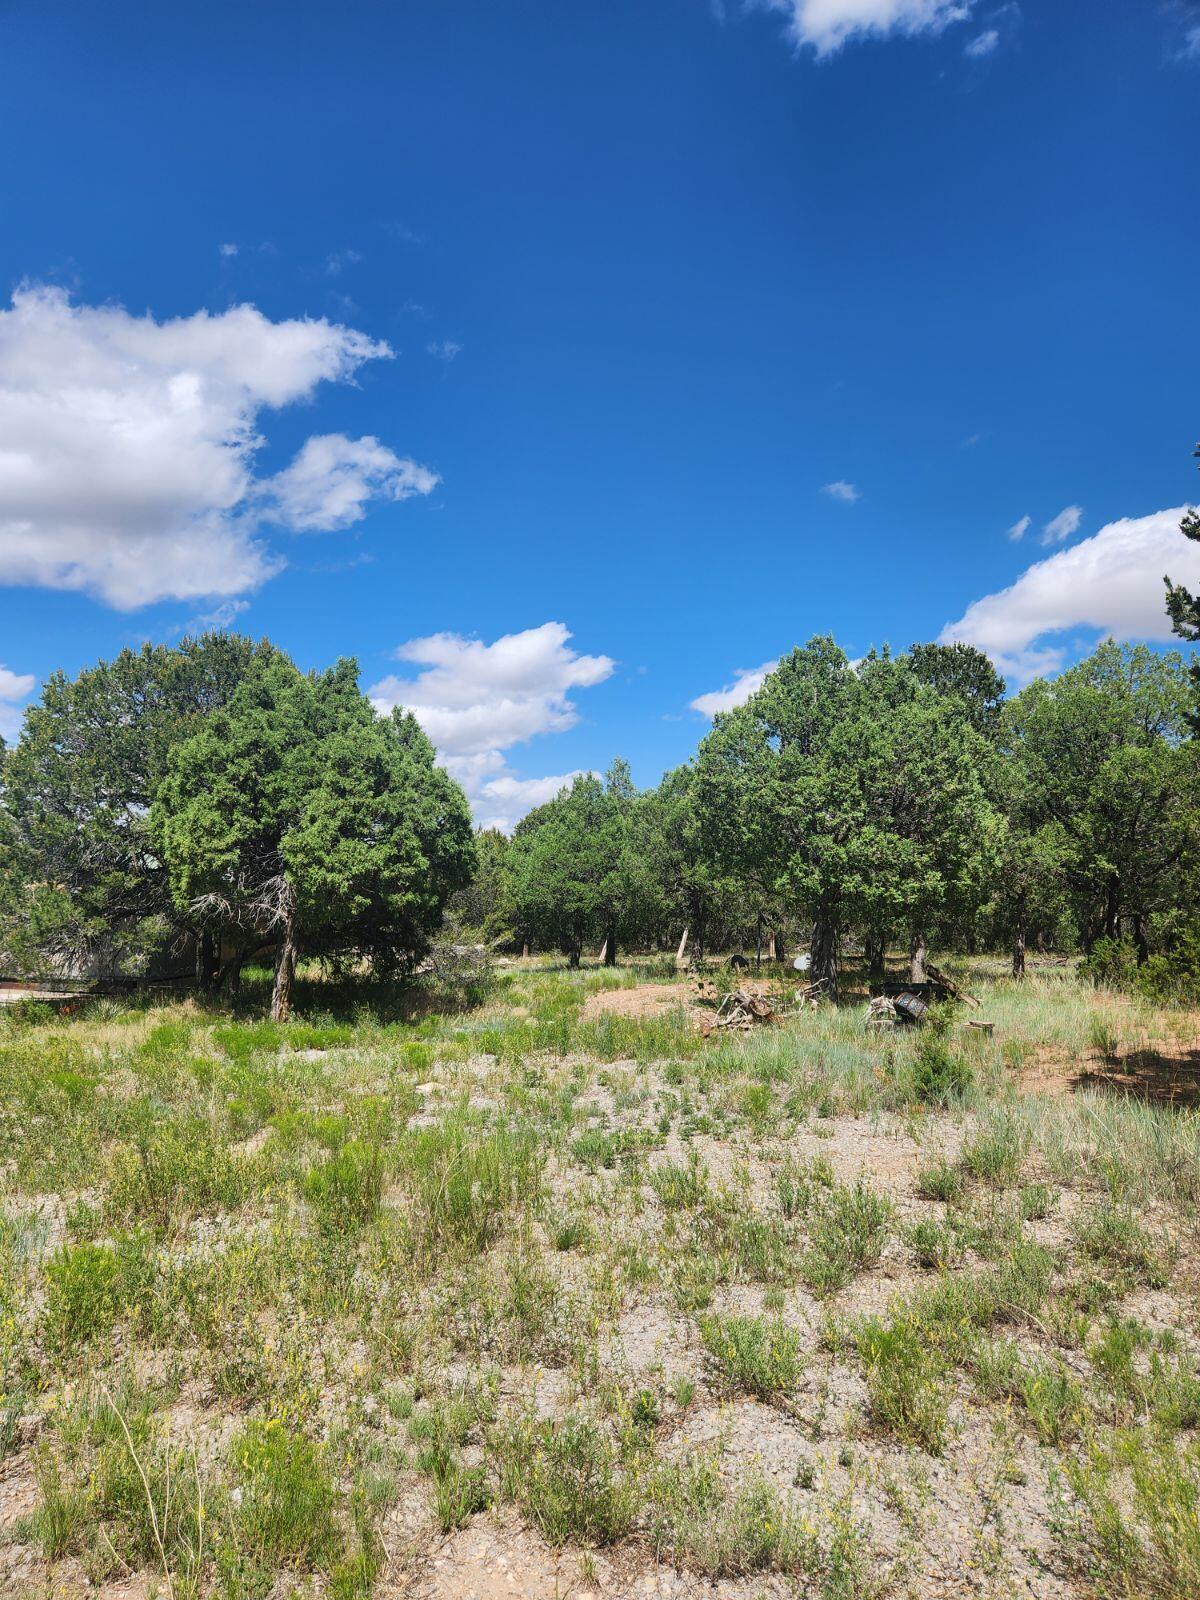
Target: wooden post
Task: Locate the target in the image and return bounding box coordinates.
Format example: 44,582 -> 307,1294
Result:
676,927 -> 689,964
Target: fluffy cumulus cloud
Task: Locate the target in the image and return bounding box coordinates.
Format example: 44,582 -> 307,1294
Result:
264,434 -> 437,532
0,664 -> 36,742
368,622 -> 615,831
940,506 -> 1200,685
0,284 -> 434,609
760,0 -> 972,56
690,659 -> 779,717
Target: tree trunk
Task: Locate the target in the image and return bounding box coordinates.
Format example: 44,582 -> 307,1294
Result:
810,918 -> 839,1001
911,931 -> 928,985
603,925 -> 617,966
1103,878 -> 1119,942
865,931 -> 885,988
755,915 -> 763,969
1012,890 -> 1027,981
271,909 -> 298,1023
195,929 -> 216,991
1133,915 -> 1149,965
773,931 -> 788,966
567,944 -> 581,969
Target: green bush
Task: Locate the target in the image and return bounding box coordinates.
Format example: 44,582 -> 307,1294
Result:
231,1419 -> 341,1568
908,1035 -> 974,1106
855,1314 -> 950,1453
303,1139 -> 384,1234
1080,936 -> 1139,992
699,1314 -> 805,1400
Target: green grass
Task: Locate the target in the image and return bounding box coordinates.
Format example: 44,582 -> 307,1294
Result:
4,956 -> 1200,1598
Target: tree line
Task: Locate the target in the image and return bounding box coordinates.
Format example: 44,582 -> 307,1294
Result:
466,637 -> 1199,998
3,459 -> 1198,1013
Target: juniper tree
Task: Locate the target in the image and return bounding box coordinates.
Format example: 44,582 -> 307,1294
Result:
153,652 -> 473,1019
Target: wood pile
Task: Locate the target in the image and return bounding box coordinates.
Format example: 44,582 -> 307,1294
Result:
694,979 -> 776,1035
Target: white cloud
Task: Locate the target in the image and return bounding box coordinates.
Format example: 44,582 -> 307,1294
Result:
324,249 -> 362,276
473,770 -> 593,833
822,480 -> 861,503
181,598 -> 251,635
427,340 -> 462,362
940,506 -> 1200,685
760,0 -> 972,57
1007,514 -> 1031,541
0,664 -> 35,741
0,284 -> 422,609
690,659 -> 779,717
1041,503 -> 1083,545
264,434 -> 437,532
368,622 -> 615,830
964,26 -> 998,54
219,242 -> 239,258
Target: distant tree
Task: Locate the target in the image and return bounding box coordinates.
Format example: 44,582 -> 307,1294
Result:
1165,441 -> 1200,730
1003,642 -> 1196,953
696,640 -> 997,996
507,766 -> 636,966
905,642 -> 1007,739
447,828 -> 514,943
0,635 -> 272,978
153,653 -> 473,1019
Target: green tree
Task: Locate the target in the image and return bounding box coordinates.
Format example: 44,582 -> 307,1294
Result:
447,828 -> 515,944
1003,642 -> 1195,953
0,634 -> 271,978
695,640 -> 997,996
507,767 -> 633,966
153,653 -> 473,1019
904,641 -> 1007,739
1165,441 -> 1200,731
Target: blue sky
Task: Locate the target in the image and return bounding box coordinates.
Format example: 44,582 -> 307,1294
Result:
0,0 -> 1198,825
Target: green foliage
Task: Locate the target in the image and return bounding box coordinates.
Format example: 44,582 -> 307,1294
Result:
907,1034 -> 975,1106
231,1419 -> 341,1568
855,1314 -> 950,1453
153,651 -> 473,1016
699,1314 -> 805,1399
492,1412 -> 638,1546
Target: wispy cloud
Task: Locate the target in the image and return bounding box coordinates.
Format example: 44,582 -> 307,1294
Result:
324,249 -> 362,276
427,339 -> 462,362
756,0 -> 974,58
1007,514 -> 1030,542
822,480 -> 860,503
1041,504 -> 1083,546
964,26 -> 998,55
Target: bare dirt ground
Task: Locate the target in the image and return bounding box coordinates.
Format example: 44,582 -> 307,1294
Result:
580,982 -> 695,1022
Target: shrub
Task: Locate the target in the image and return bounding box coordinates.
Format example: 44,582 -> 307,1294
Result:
647,1456 -> 827,1578
699,1314 -> 805,1400
915,1158 -> 963,1204
908,1035 -> 974,1106
1064,1431 -> 1200,1599
231,1419 -> 341,1568
802,1180 -> 891,1294
855,1315 -> 950,1453
492,1413 -> 637,1546
303,1139 -> 384,1234
1080,937 -> 1139,992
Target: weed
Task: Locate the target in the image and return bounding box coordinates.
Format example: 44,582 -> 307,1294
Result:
699,1314 -> 805,1400
855,1315 -> 950,1453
